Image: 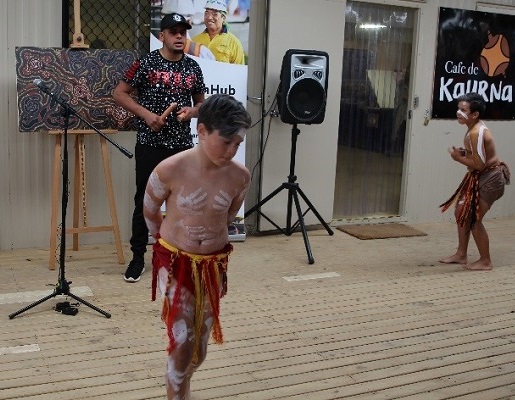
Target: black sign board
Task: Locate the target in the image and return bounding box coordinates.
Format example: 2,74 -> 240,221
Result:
432,7 -> 515,119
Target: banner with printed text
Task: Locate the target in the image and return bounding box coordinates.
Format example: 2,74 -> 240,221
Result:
150,0 -> 251,223
432,7 -> 515,119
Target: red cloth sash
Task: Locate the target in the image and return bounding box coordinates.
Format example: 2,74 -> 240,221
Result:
439,162 -> 508,227
151,236 -> 232,360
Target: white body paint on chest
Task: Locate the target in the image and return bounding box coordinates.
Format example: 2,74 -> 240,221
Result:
176,186 -> 208,215
213,190 -> 231,211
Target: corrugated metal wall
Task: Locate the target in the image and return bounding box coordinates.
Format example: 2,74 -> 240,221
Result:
0,0 -> 136,250
1,0 -> 63,250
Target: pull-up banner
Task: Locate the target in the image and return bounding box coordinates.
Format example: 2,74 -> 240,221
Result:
432,7 -> 515,119
151,0 -> 251,224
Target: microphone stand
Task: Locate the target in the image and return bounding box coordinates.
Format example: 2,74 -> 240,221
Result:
9,83 -> 133,319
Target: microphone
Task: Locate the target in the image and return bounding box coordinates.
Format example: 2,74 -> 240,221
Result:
33,78 -> 59,98
33,78 -> 48,91
32,80 -> 133,158
33,78 -> 68,108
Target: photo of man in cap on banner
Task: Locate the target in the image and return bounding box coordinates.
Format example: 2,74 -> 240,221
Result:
152,0 -> 216,60
193,0 -> 246,65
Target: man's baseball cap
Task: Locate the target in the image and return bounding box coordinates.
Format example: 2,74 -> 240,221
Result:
204,0 -> 228,14
160,13 -> 192,31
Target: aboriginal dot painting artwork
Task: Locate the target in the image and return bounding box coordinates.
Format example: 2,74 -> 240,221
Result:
432,7 -> 515,120
16,47 -> 139,132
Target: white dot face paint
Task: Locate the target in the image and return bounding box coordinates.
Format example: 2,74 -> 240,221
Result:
213,190 -> 231,211
148,171 -> 168,199
457,109 -> 468,120
176,186 -> 208,216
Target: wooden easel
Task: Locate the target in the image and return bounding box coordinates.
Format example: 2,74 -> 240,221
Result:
48,131 -> 125,270
48,0 -> 124,270
69,0 -> 89,49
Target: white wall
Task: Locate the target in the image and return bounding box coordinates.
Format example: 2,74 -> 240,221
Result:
1,0 -> 64,250
256,0 -> 345,230
0,0 -> 136,251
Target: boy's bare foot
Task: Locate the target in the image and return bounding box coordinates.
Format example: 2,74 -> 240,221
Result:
463,260 -> 493,271
439,254 -> 467,264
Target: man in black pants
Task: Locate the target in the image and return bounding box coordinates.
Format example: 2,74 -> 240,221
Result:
113,13 -> 205,282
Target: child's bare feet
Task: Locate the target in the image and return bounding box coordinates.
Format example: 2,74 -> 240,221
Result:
463,260 -> 493,271
439,253 -> 467,264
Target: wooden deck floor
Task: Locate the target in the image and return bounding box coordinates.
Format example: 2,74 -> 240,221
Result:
1,219 -> 515,399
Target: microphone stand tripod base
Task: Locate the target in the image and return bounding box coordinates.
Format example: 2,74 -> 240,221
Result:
9,278 -> 111,319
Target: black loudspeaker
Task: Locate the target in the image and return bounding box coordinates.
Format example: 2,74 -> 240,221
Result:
277,49 -> 329,125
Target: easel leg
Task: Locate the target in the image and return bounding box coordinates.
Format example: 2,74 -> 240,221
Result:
100,137 -> 125,265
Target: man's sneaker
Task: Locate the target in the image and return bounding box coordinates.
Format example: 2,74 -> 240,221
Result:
124,260 -> 145,282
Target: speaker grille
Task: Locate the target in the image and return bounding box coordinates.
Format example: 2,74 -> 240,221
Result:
293,69 -> 305,79
278,49 -> 329,125
286,78 -> 326,122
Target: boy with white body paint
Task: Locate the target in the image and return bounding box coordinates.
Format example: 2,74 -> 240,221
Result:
143,94 -> 251,400
439,92 -> 510,271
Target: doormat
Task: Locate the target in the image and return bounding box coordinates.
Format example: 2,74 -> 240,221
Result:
337,223 -> 427,240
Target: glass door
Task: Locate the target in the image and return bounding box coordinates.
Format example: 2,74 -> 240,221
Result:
333,1 -> 415,219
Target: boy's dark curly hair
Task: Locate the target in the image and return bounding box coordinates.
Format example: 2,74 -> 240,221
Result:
457,92 -> 486,118
198,94 -> 251,138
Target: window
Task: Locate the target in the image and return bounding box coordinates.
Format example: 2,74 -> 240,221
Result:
63,0 -> 151,53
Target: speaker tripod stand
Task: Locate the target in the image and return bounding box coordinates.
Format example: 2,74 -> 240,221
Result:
244,124 -> 334,264
9,80 -> 132,319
